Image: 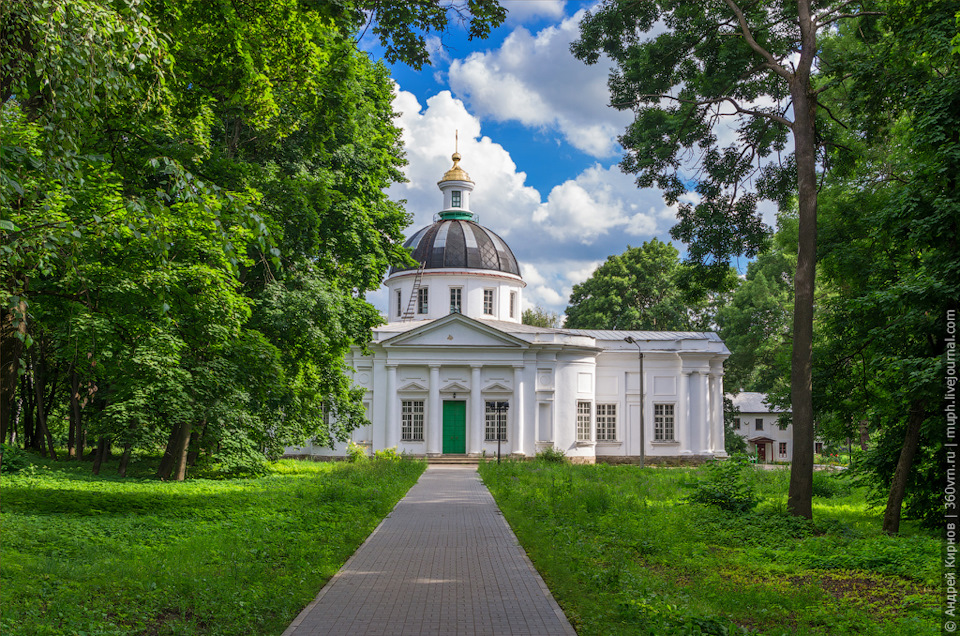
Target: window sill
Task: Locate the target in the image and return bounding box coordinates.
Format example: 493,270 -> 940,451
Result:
400,440 -> 425,444
596,441 -> 622,446
576,440 -> 596,447
651,440 -> 679,445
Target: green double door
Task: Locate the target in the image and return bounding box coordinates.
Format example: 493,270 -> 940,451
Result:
442,401 -> 466,454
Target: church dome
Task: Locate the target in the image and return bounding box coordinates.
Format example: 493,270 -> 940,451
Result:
389,219 -> 520,276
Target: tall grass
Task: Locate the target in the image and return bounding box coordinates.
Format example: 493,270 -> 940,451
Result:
1,455 -> 425,636
479,460 -> 940,636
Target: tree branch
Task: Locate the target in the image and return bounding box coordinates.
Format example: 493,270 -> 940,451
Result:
817,11 -> 885,29
613,93 -> 793,128
719,0 -> 792,81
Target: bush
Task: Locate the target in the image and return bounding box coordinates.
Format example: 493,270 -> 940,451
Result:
686,455 -> 759,513
535,446 -> 568,463
811,470 -> 852,498
346,441 -> 368,463
0,444 -> 31,474
373,447 -> 402,462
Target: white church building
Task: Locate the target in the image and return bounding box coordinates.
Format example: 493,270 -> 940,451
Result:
287,152 -> 730,464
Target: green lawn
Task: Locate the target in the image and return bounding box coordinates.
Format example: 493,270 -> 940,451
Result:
1,455 -> 425,636
479,460 -> 940,636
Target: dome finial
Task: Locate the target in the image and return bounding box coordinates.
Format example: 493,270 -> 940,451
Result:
439,133 -> 473,184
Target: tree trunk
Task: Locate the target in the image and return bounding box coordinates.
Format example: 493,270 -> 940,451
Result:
171,420 -> 193,482
118,443 -> 133,477
858,419 -> 870,451
187,419 -> 206,466
23,372 -> 37,451
31,352 -> 57,460
10,396 -> 22,444
68,367 -> 81,458
91,436 -> 110,475
0,300 -> 27,447
157,421 -> 182,480
786,3 -> 818,520
882,405 -> 927,534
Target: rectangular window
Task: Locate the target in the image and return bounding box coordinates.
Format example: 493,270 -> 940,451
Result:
596,403 -> 617,441
451,190 -> 462,208
484,401 -> 508,441
576,401 -> 592,441
401,400 -> 424,441
755,417 -> 764,431
417,287 -> 428,314
483,289 -> 494,315
654,403 -> 675,441
733,417 -> 741,430
779,442 -> 787,458
396,289 -> 402,317
509,292 -> 516,318
450,287 -> 462,314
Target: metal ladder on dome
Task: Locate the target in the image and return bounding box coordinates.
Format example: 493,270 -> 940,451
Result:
400,261 -> 426,322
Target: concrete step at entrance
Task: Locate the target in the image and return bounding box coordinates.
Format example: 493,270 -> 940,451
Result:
427,455 -> 481,465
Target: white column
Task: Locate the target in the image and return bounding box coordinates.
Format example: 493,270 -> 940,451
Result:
698,371 -> 710,454
704,374 -> 714,453
372,358 -> 386,449
679,371 -> 692,455
470,364 -> 483,455
712,372 -> 727,457
513,364 -> 525,456
386,364 -> 398,447
687,371 -> 701,454
523,362 -> 536,456
427,364 -> 441,456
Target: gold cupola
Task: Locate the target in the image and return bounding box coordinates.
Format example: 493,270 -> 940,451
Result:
438,151 -> 474,184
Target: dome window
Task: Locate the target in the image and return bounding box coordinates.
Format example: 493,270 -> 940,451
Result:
417,288 -> 429,314
449,287 -> 462,313
451,190 -> 462,208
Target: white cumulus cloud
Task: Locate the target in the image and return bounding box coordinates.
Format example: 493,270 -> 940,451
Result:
533,164 -> 674,243
447,10 -> 631,158
502,0 -> 568,25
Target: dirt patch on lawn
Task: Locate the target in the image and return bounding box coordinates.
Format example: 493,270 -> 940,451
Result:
788,570 -> 936,619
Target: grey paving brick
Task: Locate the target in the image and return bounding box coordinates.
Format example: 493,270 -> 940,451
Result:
283,465 -> 575,636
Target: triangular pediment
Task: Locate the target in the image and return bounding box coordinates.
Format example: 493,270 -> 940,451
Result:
483,381 -> 512,393
440,381 -> 470,393
381,314 -> 528,349
398,380 -> 428,392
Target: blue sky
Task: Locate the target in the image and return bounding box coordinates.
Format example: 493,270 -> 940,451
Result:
362,2 -> 772,318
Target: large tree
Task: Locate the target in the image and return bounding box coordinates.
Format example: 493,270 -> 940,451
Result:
564,238 -> 728,331
573,0 -> 882,518
1,0 -> 506,476
812,0 -> 959,533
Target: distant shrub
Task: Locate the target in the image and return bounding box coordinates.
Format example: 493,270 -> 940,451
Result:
686,455 -> 758,514
0,443 -> 31,474
811,470 -> 851,498
373,447 -> 402,462
346,441 -> 368,463
535,446 -> 568,463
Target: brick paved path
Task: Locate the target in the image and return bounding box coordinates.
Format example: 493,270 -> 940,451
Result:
282,465 -> 575,636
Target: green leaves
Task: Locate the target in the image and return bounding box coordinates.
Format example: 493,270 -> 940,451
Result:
564,238 -> 729,331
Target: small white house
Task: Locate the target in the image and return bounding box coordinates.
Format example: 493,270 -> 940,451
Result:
286,152 -> 731,464
727,392 -> 795,462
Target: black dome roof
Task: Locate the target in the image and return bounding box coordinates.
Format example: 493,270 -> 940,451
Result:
389,219 -> 520,276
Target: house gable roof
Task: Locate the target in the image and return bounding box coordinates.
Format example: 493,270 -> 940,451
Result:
728,392 -> 788,414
